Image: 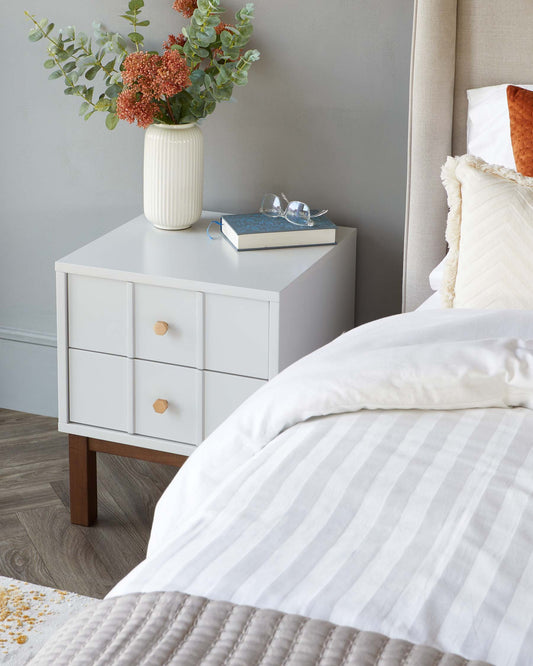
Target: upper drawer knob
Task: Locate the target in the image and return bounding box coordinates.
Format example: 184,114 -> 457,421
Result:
153,321 -> 169,336
153,399 -> 168,414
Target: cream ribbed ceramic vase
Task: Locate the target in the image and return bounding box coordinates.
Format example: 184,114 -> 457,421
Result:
143,123 -> 203,230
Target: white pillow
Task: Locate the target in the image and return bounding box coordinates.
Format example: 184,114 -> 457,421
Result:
467,83 -> 533,169
441,154 -> 533,309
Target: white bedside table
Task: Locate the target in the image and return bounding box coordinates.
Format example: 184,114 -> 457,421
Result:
56,212 -> 357,525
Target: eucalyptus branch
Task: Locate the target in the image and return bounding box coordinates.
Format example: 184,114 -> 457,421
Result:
25,0 -> 259,129
120,0 -> 149,51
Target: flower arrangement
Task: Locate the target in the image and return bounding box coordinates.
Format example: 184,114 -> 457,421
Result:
25,0 -> 259,130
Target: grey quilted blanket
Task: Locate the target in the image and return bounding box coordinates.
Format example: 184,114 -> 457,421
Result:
29,591 -> 492,665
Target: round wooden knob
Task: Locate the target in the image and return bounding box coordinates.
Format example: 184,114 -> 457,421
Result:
154,321 -> 169,336
153,399 -> 168,414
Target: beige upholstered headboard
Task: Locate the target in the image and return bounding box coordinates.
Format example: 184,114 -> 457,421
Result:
403,0 -> 533,311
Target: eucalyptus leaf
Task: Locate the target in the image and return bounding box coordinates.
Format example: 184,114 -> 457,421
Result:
105,84 -> 122,98
95,98 -> 111,111
80,55 -> 97,67
105,113 -> 119,130
190,69 -> 205,84
28,29 -> 43,42
85,66 -> 99,80
43,59 -> 56,69
59,25 -> 75,40
48,70 -> 62,80
74,32 -> 88,47
79,101 -> 91,116
232,69 -> 248,85
128,32 -> 143,44
103,58 -> 117,73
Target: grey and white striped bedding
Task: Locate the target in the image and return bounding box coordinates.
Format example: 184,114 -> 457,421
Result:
110,310 -> 533,665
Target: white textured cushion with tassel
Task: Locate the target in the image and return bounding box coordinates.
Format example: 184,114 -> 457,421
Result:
441,154 -> 533,309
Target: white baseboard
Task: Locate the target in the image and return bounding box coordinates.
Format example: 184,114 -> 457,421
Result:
0,326 -> 57,348
0,331 -> 58,417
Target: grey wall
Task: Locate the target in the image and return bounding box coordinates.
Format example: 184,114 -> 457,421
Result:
1,0 -> 413,416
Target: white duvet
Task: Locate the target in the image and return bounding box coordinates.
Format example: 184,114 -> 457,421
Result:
110,309 -> 533,665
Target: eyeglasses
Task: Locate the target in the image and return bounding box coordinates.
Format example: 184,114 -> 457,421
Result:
260,193 -> 328,227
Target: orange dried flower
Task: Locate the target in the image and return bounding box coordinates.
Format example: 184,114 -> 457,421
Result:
156,50 -> 191,97
215,21 -> 232,35
117,89 -> 159,128
117,50 -> 191,128
172,0 -> 197,18
163,34 -> 187,50
121,51 -> 161,97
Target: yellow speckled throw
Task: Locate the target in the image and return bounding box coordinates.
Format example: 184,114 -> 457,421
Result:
0,576 -> 98,665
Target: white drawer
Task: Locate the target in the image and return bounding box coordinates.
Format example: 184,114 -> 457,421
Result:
205,294 -> 269,378
69,349 -> 127,431
69,275 -> 127,356
134,284 -> 198,366
204,371 -> 266,436
134,359 -> 201,444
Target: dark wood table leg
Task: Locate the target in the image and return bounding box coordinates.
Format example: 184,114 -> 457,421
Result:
69,434 -> 97,526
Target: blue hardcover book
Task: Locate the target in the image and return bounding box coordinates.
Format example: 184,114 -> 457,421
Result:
220,213 -> 336,250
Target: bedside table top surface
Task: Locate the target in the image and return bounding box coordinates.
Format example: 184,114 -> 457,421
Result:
56,212 -> 356,299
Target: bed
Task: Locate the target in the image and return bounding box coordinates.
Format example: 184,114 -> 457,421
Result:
30,1 -> 533,664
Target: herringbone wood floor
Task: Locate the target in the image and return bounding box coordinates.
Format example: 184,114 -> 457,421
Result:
0,408 -> 177,598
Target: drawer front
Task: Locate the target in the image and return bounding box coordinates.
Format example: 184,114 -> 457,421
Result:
204,371 -> 266,437
134,359 -> 201,444
134,284 -> 198,366
69,349 -> 127,431
68,275 -> 127,356
205,294 -> 270,378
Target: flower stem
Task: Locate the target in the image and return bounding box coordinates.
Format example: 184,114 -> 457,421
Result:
165,98 -> 177,124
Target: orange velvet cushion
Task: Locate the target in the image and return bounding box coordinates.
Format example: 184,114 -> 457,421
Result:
507,84 -> 533,177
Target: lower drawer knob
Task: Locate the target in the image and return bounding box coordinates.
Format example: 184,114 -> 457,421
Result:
153,399 -> 169,414
154,321 -> 169,336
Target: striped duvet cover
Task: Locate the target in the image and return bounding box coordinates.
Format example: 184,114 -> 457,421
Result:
110,310 -> 533,665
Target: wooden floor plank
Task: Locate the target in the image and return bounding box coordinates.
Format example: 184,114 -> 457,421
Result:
0,409 -> 177,597
97,454 -> 176,545
17,505 -> 116,598
0,458 -> 69,488
0,435 -> 67,469
0,514 -> 57,588
0,485 -> 65,517
52,479 -> 148,581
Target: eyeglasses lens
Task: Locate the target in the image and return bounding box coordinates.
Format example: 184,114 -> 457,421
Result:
260,194 -> 282,217
285,201 -> 311,226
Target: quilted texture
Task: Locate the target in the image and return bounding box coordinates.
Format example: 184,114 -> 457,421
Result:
507,85 -> 533,177
440,154 -> 533,309
28,591 -> 492,665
